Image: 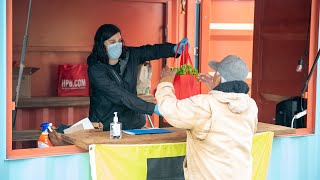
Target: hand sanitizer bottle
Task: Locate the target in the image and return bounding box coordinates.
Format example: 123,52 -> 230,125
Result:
110,112 -> 122,139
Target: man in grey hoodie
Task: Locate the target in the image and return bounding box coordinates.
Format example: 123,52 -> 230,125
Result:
155,55 -> 258,180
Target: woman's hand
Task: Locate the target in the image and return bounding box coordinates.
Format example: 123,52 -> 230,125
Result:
160,66 -> 177,83
197,72 -> 221,90
174,38 -> 189,54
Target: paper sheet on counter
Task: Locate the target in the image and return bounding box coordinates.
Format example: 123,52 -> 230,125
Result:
71,117 -> 94,129
64,117 -> 94,134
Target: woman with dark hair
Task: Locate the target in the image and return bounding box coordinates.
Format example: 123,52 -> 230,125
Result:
87,24 -> 188,131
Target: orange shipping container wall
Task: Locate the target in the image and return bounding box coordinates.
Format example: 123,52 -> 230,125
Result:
12,0 -> 193,131
201,0 -> 313,127
201,0 -> 254,94
14,107 -> 89,131
13,0 -> 168,97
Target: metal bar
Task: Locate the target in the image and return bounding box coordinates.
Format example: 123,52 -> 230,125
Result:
301,47 -> 319,98
13,0 -> 33,128
194,0 -> 200,70
147,115 -> 155,128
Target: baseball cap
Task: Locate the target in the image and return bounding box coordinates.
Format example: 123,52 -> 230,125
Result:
208,55 -> 249,82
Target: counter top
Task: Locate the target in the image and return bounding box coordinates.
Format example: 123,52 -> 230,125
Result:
61,122 -> 296,151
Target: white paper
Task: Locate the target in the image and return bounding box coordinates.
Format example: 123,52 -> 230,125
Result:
71,117 -> 94,130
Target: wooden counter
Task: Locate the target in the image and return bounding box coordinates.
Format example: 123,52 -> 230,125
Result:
257,122 -> 295,136
16,95 -> 156,108
61,122 -> 296,151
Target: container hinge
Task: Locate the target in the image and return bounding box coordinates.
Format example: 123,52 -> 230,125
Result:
194,47 -> 199,56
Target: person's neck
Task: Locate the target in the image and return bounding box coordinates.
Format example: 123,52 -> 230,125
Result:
109,59 -> 119,65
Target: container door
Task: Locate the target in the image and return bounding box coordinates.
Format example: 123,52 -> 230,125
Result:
198,0 -> 255,94
252,0 -> 311,124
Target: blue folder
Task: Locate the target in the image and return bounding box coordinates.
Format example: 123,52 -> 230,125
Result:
122,128 -> 172,135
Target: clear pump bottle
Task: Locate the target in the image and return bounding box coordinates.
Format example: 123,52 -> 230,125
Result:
110,112 -> 122,139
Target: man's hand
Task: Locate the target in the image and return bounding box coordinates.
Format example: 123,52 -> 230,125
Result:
197,72 -> 221,90
160,66 -> 177,83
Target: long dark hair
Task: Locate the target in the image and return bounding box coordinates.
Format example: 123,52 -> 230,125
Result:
92,24 -> 127,64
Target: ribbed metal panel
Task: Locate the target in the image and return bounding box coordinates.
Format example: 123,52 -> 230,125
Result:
1,1 -> 320,180
0,0 -> 8,174
4,154 -> 91,180
15,107 -> 89,130
267,61 -> 320,180
267,135 -> 320,180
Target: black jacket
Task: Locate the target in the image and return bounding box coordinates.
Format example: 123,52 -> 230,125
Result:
87,43 -> 176,130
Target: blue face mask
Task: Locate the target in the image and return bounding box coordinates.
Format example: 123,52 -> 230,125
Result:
107,42 -> 122,59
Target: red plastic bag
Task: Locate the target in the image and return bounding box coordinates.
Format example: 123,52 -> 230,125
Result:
172,44 -> 200,100
173,75 -> 200,99
57,64 -> 89,96
163,44 -> 200,123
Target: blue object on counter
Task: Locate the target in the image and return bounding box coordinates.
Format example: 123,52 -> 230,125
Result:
122,128 -> 171,135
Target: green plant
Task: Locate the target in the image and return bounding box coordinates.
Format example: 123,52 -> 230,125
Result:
170,64 -> 199,75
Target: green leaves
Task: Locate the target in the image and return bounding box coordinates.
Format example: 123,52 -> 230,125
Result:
170,64 -> 199,75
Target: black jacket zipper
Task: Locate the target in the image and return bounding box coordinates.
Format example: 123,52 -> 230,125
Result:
108,65 -> 124,88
